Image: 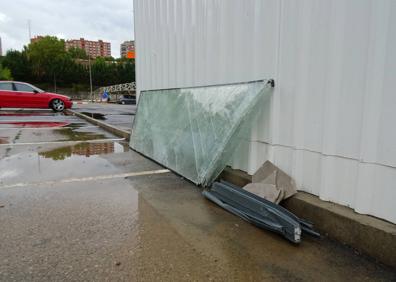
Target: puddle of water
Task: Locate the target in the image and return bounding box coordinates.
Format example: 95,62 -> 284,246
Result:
0,125 -> 115,144
66,123 -> 91,129
0,113 -> 55,116
54,127 -> 108,141
0,122 -> 87,129
0,122 -> 70,128
39,142 -> 127,160
81,112 -> 106,120
0,142 -> 129,185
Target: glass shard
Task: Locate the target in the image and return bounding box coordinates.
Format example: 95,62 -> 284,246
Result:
129,80 -> 273,186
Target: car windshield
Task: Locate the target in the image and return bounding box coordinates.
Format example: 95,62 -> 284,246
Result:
32,85 -> 45,93
29,84 -> 45,93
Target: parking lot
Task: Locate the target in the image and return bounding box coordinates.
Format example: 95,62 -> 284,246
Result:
0,106 -> 395,281
72,103 -> 136,132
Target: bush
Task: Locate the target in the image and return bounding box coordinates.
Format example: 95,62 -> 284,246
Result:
0,63 -> 12,80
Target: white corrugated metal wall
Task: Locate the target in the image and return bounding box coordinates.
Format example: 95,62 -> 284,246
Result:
134,0 -> 396,223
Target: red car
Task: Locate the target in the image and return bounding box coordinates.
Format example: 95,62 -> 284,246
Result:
0,81 -> 73,112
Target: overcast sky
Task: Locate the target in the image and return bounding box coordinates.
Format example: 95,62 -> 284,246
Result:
0,0 -> 134,58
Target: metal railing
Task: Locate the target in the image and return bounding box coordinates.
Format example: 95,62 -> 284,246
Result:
97,82 -> 136,94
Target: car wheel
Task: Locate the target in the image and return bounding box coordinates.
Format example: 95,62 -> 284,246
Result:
51,99 -> 65,112
121,101 -> 126,105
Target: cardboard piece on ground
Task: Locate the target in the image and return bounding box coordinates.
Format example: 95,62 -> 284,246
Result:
252,161 -> 297,199
243,183 -> 280,203
244,161 -> 297,203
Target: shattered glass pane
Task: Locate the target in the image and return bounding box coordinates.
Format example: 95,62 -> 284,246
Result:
129,80 -> 273,186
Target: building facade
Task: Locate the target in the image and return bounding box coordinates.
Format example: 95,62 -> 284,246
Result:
133,0 -> 396,224
30,36 -> 44,44
120,41 -> 135,58
65,38 -> 111,58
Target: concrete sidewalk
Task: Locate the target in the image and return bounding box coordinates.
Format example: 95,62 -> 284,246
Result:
0,109 -> 395,281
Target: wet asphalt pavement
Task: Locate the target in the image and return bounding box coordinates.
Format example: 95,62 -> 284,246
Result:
0,107 -> 395,281
72,103 -> 136,132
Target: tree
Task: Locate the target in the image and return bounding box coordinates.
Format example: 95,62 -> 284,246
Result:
68,47 -> 88,59
117,59 -> 135,83
2,50 -> 30,81
91,57 -> 112,86
0,63 -> 12,80
27,36 -> 67,84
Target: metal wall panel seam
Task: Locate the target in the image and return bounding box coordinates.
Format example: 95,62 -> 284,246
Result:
246,140 -> 396,171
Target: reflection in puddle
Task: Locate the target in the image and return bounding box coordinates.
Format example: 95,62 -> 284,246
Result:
0,122 -> 70,128
0,142 -> 130,185
0,124 -> 115,144
39,142 -> 128,160
81,112 -> 106,120
54,127 -> 107,141
0,112 -> 56,116
66,123 -> 89,129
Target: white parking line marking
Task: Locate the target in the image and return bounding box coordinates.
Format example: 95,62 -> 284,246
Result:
0,138 -> 125,146
0,169 -> 171,189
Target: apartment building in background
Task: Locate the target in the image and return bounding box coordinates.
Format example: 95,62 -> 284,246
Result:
120,40 -> 135,58
65,38 -> 111,58
30,36 -> 111,58
30,35 -> 44,44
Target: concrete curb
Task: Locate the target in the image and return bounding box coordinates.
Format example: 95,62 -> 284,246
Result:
65,109 -> 131,141
220,167 -> 396,268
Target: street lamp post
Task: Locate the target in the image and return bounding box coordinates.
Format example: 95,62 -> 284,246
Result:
88,55 -> 93,102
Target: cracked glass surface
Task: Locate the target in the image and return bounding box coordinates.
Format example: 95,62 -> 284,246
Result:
130,80 -> 273,186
